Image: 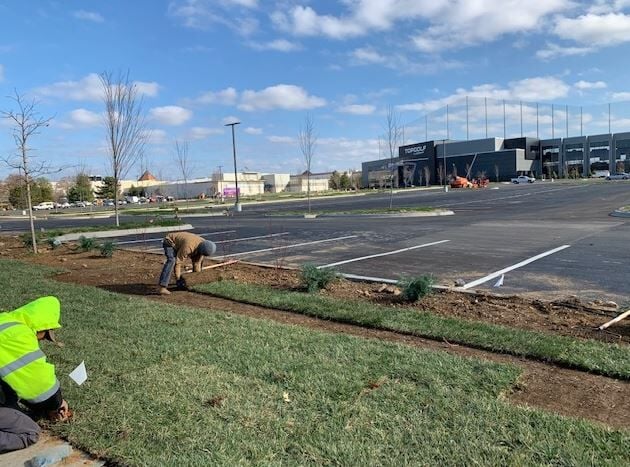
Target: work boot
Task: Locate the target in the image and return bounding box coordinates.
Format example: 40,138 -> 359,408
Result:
158,286 -> 171,296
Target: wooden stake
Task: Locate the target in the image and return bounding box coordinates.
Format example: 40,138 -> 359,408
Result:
201,260 -> 239,271
598,309 -> 630,330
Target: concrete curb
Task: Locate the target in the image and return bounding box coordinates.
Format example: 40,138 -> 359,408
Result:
266,209 -> 454,219
55,224 -> 193,242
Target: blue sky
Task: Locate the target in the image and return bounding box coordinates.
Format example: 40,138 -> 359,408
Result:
1,0 -> 630,180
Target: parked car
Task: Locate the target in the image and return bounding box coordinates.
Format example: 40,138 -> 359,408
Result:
511,175 -> 535,184
33,202 -> 55,210
105,200 -> 115,207
75,201 -> 86,208
605,173 -> 629,180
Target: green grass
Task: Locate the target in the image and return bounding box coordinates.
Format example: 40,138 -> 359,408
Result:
1,260 -> 628,465
193,281 -> 630,380
30,219 -> 184,240
268,206 -> 438,216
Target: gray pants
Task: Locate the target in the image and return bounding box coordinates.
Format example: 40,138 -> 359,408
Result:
0,407 -> 40,453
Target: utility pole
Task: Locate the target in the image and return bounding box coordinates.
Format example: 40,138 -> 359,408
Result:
224,121 -> 241,211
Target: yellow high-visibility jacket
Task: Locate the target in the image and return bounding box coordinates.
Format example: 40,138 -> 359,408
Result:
0,296 -> 61,405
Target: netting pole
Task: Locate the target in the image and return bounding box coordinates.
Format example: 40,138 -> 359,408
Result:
580,107 -> 583,136
520,101 -> 523,137
466,96 -> 469,140
503,99 -> 506,139
446,104 -> 450,140
552,104 -> 555,140
566,105 -> 569,138
484,97 -> 488,138
536,102 -> 539,139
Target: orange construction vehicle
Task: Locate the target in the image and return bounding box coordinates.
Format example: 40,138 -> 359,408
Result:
450,176 -> 473,188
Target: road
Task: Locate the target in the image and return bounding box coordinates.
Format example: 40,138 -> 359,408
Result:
2,180 -> 630,303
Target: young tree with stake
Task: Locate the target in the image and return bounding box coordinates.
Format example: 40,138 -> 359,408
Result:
298,113 -> 317,214
174,140 -> 192,207
385,106 -> 402,209
1,91 -> 54,254
100,71 -> 148,226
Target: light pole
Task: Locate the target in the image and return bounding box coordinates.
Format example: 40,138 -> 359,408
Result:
225,121 -> 241,211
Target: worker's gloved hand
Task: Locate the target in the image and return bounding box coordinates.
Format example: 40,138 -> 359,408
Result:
176,277 -> 188,291
48,399 -> 72,422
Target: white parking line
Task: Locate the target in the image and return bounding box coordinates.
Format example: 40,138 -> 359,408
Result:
317,240 -> 450,269
214,235 -> 358,259
115,230 -> 236,245
460,244 -> 571,290
145,232 -> 291,252
215,232 -> 289,244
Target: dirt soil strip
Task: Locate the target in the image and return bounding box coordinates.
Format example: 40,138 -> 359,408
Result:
1,239 -> 628,429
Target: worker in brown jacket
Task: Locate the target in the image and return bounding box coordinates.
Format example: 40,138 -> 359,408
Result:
158,232 -> 216,295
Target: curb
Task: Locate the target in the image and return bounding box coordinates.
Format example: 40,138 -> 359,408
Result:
266,209 -> 454,219
55,224 -> 193,242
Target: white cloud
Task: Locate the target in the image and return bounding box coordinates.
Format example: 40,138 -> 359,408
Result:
554,13 -> 630,46
244,127 -> 263,134
351,47 -> 386,64
35,73 -> 160,101
248,39 -> 301,52
68,108 -> 101,127
272,1 -> 570,51
611,92 -> 630,101
397,76 -> 570,113
149,106 -> 192,126
198,87 -> 238,105
73,10 -> 104,23
135,81 -> 160,97
145,129 -> 168,145
536,42 -> 594,60
338,104 -> 376,115
188,126 -> 224,140
35,73 -> 103,101
168,0 -> 258,34
239,84 -> 326,111
574,80 -> 607,90
267,135 -> 295,143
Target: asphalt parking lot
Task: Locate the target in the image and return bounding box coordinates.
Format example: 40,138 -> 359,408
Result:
3,180 -> 630,303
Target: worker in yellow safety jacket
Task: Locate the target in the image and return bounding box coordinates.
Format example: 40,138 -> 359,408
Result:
0,296 -> 70,454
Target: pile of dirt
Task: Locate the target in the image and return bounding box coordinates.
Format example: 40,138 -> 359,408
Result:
1,235 -> 627,345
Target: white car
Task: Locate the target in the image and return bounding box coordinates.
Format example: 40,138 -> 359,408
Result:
511,175 -> 535,184
605,173 -> 629,180
33,202 -> 55,210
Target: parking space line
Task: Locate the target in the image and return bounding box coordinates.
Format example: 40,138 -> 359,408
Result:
461,244 -> 571,290
215,232 -> 289,244
115,230 -> 236,245
144,232 -> 292,252
214,235 -> 358,259
317,240 -> 450,269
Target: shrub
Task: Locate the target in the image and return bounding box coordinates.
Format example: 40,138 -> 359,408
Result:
78,236 -> 96,252
300,264 -> 338,293
99,240 -> 116,258
21,234 -> 33,248
47,237 -> 61,249
398,275 -> 435,302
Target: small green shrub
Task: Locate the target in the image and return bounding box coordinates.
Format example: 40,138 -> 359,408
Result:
47,237 -> 61,249
99,240 -> 116,258
21,234 -> 33,248
398,275 -> 435,302
300,264 -> 338,293
78,236 -> 96,251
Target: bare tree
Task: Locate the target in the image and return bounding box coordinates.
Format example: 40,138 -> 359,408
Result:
494,164 -> 500,182
100,71 -> 148,226
385,105 -> 402,208
437,163 -> 444,186
422,165 -> 431,187
1,91 -> 55,253
298,113 -> 317,214
174,140 -> 192,206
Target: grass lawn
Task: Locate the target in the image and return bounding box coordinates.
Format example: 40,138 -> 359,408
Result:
0,260 -> 628,465
193,281 -> 630,380
267,206 -> 439,216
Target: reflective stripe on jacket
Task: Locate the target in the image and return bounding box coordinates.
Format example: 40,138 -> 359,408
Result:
0,297 -> 61,404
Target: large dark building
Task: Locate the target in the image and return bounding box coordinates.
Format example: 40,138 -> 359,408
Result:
362,132 -> 630,188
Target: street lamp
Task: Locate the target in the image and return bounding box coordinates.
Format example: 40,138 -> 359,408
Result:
224,121 -> 241,212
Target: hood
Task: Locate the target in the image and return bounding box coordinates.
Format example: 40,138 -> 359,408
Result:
6,296 -> 61,333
